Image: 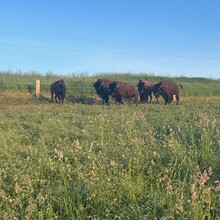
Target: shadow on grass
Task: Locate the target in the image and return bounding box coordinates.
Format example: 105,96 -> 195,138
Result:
33,94 -> 101,105
27,85 -> 34,94
66,95 -> 99,105
33,94 -> 162,106
33,94 -> 51,103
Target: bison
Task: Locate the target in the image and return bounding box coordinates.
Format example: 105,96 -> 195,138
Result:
93,79 -> 114,104
108,81 -> 138,105
137,79 -> 159,103
50,79 -> 67,103
154,80 -> 182,105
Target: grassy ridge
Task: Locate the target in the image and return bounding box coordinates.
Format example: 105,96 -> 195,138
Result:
0,71 -> 220,97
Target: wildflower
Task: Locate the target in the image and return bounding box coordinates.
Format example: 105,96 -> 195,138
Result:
0,188 -> 5,198
215,183 -> 220,191
208,167 -> 213,176
66,163 -> 71,169
26,201 -> 37,217
192,191 -> 198,200
57,150 -> 63,160
160,175 -> 169,183
37,192 -> 46,205
26,156 -> 31,161
110,160 -> 116,167
27,178 -> 34,193
75,139 -> 82,151
15,183 -> 21,194
191,183 -> 196,193
40,179 -> 46,185
167,184 -> 173,191
199,170 -> 209,186
153,151 -> 160,158
175,204 -> 183,213
203,186 -> 212,194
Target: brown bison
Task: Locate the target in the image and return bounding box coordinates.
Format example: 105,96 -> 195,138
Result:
154,80 -> 182,105
93,79 -> 114,104
108,81 -> 138,105
50,79 -> 67,103
137,79 -> 159,103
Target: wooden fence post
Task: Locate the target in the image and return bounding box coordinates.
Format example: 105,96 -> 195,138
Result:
36,80 -> 40,98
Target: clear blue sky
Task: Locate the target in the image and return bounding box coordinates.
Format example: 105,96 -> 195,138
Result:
1,0 -> 220,79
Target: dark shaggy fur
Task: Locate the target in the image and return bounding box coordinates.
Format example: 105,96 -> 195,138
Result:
137,79 -> 159,103
108,81 -> 138,105
50,79 -> 67,103
93,79 -> 114,104
154,80 -> 182,105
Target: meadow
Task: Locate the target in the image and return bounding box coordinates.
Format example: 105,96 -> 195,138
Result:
0,72 -> 220,219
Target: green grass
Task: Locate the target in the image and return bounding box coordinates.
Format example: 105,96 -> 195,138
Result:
0,71 -> 220,97
0,72 -> 220,219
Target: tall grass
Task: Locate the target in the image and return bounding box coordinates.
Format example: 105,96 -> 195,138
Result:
0,95 -> 220,219
0,71 -> 220,97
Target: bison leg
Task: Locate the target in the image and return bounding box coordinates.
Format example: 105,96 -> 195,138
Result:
134,95 -> 138,105
61,96 -> 64,103
154,93 -> 159,104
163,95 -> 169,105
61,93 -> 66,103
176,95 -> 179,105
149,93 -> 153,103
167,96 -> 173,104
118,97 -> 123,104
141,95 -> 146,103
129,97 -> 133,104
55,94 -> 58,103
55,94 -> 61,103
51,93 -> 54,102
116,97 -> 123,104
104,96 -> 109,105
140,93 -> 144,103
142,93 -> 149,103
60,94 -> 64,103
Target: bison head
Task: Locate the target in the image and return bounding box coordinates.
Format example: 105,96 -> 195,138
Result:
93,79 -> 104,96
154,82 -> 163,96
59,79 -> 65,84
93,79 -> 110,94
137,79 -> 146,93
108,81 -> 118,95
137,80 -> 147,102
93,79 -> 102,89
97,82 -> 109,94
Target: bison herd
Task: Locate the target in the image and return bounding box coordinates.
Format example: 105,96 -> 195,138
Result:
50,78 -> 183,105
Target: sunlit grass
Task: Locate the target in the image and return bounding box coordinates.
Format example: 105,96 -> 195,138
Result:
0,93 -> 220,219
0,72 -> 220,219
0,71 -> 220,97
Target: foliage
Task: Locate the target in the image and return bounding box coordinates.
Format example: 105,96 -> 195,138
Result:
0,71 -> 220,97
0,92 -> 220,219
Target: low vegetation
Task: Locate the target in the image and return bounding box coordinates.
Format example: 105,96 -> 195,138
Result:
0,72 -> 220,219
0,70 -> 220,97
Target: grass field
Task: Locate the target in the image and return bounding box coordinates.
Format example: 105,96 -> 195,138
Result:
0,72 -> 220,219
